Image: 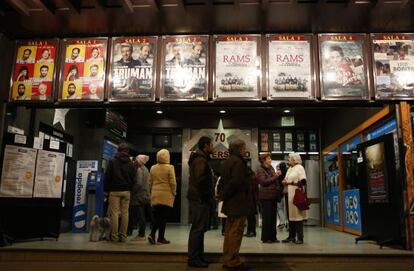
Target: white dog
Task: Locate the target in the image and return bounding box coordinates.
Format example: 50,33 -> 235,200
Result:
89,215 -> 111,242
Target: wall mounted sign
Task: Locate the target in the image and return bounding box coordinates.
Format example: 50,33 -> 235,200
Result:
59,37 -> 108,101
10,39 -> 59,102
318,34 -> 369,100
372,33 -> 414,100
161,35 -> 209,101
214,35 -> 261,100
109,36 -> 157,101
266,34 -> 314,100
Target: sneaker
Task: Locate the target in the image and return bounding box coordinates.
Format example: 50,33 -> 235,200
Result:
277,224 -> 284,229
157,239 -> 171,245
131,235 -> 146,241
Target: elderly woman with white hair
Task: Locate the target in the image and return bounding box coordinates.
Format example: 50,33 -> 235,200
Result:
282,152 -> 307,244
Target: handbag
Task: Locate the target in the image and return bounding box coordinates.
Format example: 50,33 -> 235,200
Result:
293,185 -> 310,211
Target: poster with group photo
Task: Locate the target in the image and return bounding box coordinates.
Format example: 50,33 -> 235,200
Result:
214,35 -> 261,99
33,150 -> 65,198
109,36 -> 157,101
372,33 -> 414,99
0,145 -> 37,198
161,36 -> 209,100
319,34 -> 368,100
267,34 -> 313,99
59,38 -> 108,101
10,39 -> 59,102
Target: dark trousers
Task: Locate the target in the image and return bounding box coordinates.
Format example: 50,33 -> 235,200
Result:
127,205 -> 139,234
246,214 -> 256,234
209,201 -> 218,229
288,220 -> 304,241
150,204 -> 170,241
188,201 -> 210,262
137,203 -> 152,237
260,199 -> 277,242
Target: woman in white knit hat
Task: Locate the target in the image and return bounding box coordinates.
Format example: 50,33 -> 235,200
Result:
130,154 -> 151,241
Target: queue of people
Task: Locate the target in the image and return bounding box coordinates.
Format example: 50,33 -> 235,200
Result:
104,141 -> 309,269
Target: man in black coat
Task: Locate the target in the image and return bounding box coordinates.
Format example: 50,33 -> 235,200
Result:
187,136 -> 214,268
218,139 -> 253,270
104,143 -> 136,242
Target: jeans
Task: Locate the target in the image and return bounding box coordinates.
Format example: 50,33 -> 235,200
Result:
277,199 -> 287,226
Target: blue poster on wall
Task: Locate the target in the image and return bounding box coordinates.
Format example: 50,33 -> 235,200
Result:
326,191 -> 341,226
365,119 -> 396,141
343,189 -> 362,232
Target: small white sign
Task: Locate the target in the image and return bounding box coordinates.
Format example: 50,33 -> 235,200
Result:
357,157 -> 363,163
281,116 -> 295,127
7,125 -> 24,135
14,134 -> 27,145
50,140 -> 60,150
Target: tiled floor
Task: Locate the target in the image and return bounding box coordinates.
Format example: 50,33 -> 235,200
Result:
3,225 -> 413,255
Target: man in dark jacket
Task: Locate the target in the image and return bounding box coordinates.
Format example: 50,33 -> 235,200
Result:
187,136 -> 214,268
105,143 -> 136,242
218,139 -> 252,270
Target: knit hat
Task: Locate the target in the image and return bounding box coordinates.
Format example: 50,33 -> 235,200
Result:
136,155 -> 149,165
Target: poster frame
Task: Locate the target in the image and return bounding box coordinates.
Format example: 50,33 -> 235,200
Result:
318,33 -> 370,101
213,34 -> 262,101
160,35 -> 209,101
9,38 -> 60,103
107,36 -> 158,102
57,37 -> 108,103
371,33 -> 414,100
265,33 -> 316,100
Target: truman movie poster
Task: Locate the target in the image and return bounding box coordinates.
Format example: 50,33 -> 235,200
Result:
109,36 -> 157,101
372,34 -> 414,99
267,35 -> 313,99
319,34 -> 368,99
215,35 -> 260,99
11,39 -> 58,102
161,36 -> 208,100
59,38 -> 107,101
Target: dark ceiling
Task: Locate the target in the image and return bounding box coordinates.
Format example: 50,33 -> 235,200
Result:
0,0 -> 413,39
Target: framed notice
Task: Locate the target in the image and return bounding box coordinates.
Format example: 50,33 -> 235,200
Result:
214,35 -> 261,100
33,150 -> 65,198
10,39 -> 59,102
161,35 -> 209,101
58,37 -> 108,101
372,33 -> 414,100
0,145 -> 37,197
318,34 -> 369,100
109,36 -> 157,101
266,34 -> 314,99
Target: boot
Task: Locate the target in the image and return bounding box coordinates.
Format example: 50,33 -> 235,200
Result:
282,221 -> 296,243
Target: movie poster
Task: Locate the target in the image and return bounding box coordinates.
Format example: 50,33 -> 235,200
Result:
161,36 -> 209,100
214,35 -> 260,99
365,142 -> 389,203
59,38 -> 107,101
372,34 -> 414,99
319,34 -> 368,99
267,34 -> 313,99
10,39 -> 59,102
109,36 -> 157,101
